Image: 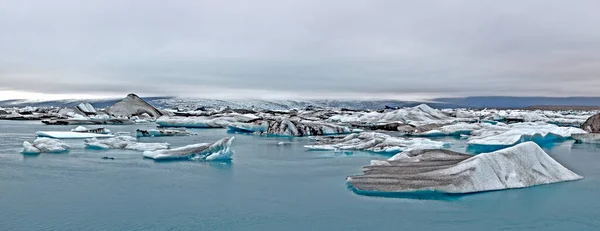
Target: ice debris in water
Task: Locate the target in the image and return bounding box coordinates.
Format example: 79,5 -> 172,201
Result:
36,131 -> 114,139
84,136 -> 169,151
136,128 -> 195,137
22,138 -> 71,154
347,142 -> 583,194
467,122 -> 586,147
305,132 -> 447,154
228,118 -> 351,137
143,137 -> 235,161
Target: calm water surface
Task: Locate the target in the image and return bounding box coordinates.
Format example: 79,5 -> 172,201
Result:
0,120 -> 599,230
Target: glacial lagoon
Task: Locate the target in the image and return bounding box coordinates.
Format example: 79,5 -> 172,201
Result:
1,120 -> 599,230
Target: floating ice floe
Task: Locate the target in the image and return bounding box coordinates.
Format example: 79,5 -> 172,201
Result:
70,126 -> 111,134
156,113 -> 258,128
22,138 -> 71,154
143,137 -> 235,161
85,136 -> 169,151
305,132 -> 447,155
467,122 -> 585,149
409,122 -> 486,137
36,131 -> 115,139
228,118 -> 351,137
572,133 -> 600,144
329,104 -> 474,127
347,142 -> 583,194
136,128 -> 195,137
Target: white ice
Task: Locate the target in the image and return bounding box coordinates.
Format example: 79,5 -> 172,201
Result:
143,137 -> 235,161
467,122 -> 586,146
36,131 -> 115,139
156,114 -> 257,128
85,136 -> 169,151
22,138 -> 71,154
305,132 -> 447,154
572,133 -> 600,144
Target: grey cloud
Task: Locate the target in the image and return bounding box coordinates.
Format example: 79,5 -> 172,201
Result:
1,0 -> 599,99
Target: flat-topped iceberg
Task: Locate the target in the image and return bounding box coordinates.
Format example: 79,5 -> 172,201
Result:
36,131 -> 115,139
467,122 -> 585,149
305,132 -> 447,154
156,114 -> 257,128
329,104 -> 473,126
85,136 -> 169,151
70,126 -> 111,134
347,142 -> 583,194
410,122 -> 485,137
22,138 -> 71,154
572,133 -> 600,144
228,118 -> 351,137
136,128 -> 195,137
143,137 -> 235,161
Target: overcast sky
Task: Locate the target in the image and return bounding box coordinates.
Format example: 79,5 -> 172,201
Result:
1,0 -> 599,100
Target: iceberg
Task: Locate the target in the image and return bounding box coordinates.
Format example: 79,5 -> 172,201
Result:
581,113 -> 600,133
228,118 -> 351,137
76,103 -> 96,114
143,137 -> 235,161
136,128 -> 195,137
467,122 -> 585,149
36,131 -> 115,139
305,132 -> 447,154
85,136 -> 169,151
347,142 -> 583,194
410,123 -> 484,137
22,138 -> 71,154
106,93 -> 163,119
70,126 -> 111,134
572,133 -> 600,144
156,114 -> 259,128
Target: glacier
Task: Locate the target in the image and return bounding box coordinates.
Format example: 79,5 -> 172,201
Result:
347,142 -> 583,194
305,132 -> 447,155
142,137 -> 235,161
22,138 -> 71,154
85,136 -> 170,151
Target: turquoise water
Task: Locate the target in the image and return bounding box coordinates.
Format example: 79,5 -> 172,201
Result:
0,120 -> 599,230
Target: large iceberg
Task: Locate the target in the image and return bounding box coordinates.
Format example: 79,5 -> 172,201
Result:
347,142 -> 583,194
143,137 -> 235,161
581,113 -> 600,133
467,122 -> 585,149
106,93 -> 163,119
85,136 -> 169,151
305,132 -> 447,154
228,118 -> 351,137
22,138 -> 71,154
36,131 -> 115,139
